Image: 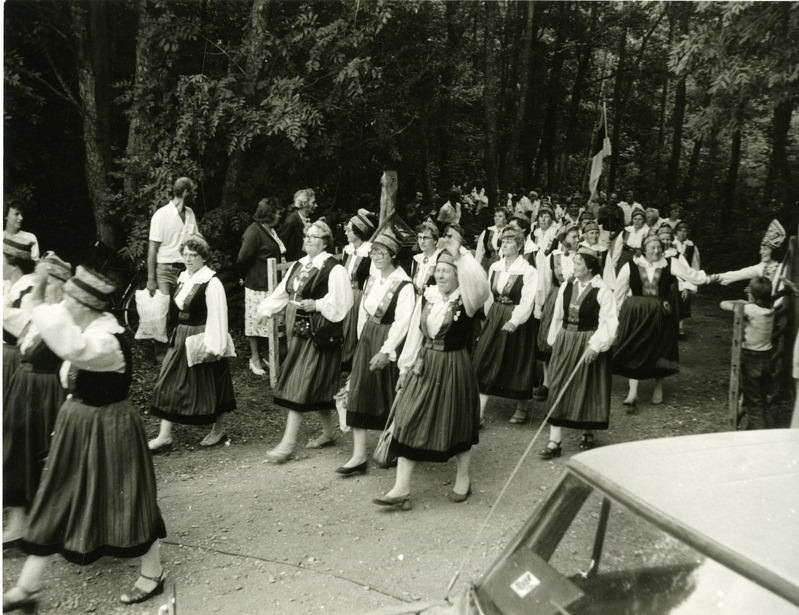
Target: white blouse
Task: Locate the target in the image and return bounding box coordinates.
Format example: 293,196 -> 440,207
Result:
614,254 -> 710,313
411,249 -> 441,293
535,250 -> 575,317
3,274 -> 35,338
357,266 -> 415,361
547,276 -> 618,353
483,255 -> 538,327
175,265 -> 230,356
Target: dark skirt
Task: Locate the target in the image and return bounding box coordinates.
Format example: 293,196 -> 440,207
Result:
3,363 -> 66,507
273,304 -> 342,412
22,398 -> 167,565
679,293 -> 692,320
3,344 -> 21,392
612,291 -> 680,380
536,287 -> 558,361
347,320 -> 398,430
390,347 -> 479,463
340,288 -> 364,371
473,303 -> 536,400
547,329 -> 612,430
150,324 -> 237,425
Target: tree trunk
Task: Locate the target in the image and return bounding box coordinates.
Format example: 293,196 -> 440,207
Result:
483,1 -> 501,207
679,137 -> 702,203
721,127 -> 742,233
763,98 -> 797,226
72,1 -> 115,247
608,22 -> 627,194
666,4 -> 690,199
503,0 -> 535,190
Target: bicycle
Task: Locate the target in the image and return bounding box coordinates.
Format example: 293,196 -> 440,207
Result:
90,241 -> 147,335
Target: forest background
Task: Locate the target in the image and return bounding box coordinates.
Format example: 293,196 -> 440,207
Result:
4,0 -> 799,284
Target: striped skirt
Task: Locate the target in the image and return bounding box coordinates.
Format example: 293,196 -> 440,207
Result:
3,363 -> 66,507
22,398 -> 166,565
613,293 -> 680,380
390,347 -> 479,463
150,324 -> 236,424
3,344 -> 21,393
347,320 -> 398,430
473,303 -> 537,400
536,287 -> 558,361
547,329 -> 612,430
340,288 -> 364,371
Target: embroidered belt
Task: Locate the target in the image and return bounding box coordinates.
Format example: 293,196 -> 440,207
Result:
564,323 -> 596,332
423,339 -> 446,352
495,296 -> 516,305
367,314 -> 387,325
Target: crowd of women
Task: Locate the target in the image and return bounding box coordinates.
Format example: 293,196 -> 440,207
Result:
1,192 -> 792,610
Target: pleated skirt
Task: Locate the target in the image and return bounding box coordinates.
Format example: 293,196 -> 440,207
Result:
679,294 -> 692,319
274,329 -> 342,413
547,329 -> 612,430
3,364 -> 66,507
3,344 -> 21,391
612,293 -> 680,380
536,288 -> 558,360
150,324 -> 236,425
340,288 -> 364,371
347,320 -> 398,430
390,347 -> 479,463
473,303 -> 536,400
22,398 -> 167,565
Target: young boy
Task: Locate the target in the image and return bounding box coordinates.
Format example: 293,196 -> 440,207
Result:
720,276 -> 785,430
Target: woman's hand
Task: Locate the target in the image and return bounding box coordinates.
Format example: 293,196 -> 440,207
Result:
369,352 -> 390,372
681,289 -> 689,301
396,373 -> 407,392
203,351 -> 220,363
299,299 -> 316,313
501,321 -> 517,333
584,348 -> 599,364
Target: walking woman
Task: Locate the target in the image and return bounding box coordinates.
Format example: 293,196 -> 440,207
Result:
337,231 -> 414,475
410,220 -> 440,296
538,248 -> 618,459
3,266 -> 166,612
237,197 -> 286,376
258,219 -> 353,462
149,235 -> 236,451
610,208 -> 648,274
3,238 -> 36,387
3,255 -> 71,548
341,209 -> 378,370
474,206 -> 511,272
373,226 -> 489,509
473,226 -> 538,425
613,234 -> 713,409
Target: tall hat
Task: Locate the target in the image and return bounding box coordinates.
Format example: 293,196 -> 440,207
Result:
3,237 -> 34,261
762,220 -> 786,250
42,252 -> 72,281
64,266 -> 116,311
371,228 -> 402,255
349,209 -> 377,236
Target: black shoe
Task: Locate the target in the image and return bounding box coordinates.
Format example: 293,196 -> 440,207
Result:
448,485 -> 472,503
335,461 -> 367,476
119,571 -> 166,605
372,493 -> 413,510
579,433 -> 595,450
538,441 -> 562,459
533,386 -> 549,401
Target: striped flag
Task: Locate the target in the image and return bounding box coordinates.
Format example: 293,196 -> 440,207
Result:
589,101 -> 611,201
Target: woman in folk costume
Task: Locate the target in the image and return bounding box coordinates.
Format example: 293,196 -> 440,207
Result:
258,219 -> 353,462
578,220 -> 615,287
672,221 -> 701,338
473,226 -> 539,425
474,206 -> 512,273
717,219 -> 787,296
149,235 -> 236,451
3,266 -> 167,612
532,205 -> 560,271
373,225 -> 489,510
410,219 -> 441,296
508,213 -> 537,266
3,255 -> 71,548
539,247 -> 618,458
340,209 -> 378,370
609,207 -> 648,274
533,226 -> 579,402
3,237 -> 36,387
337,231 -> 414,475
612,234 -> 714,410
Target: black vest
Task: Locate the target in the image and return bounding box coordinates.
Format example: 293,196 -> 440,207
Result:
561,282 -> 601,331
74,333 -> 132,406
177,280 -> 211,326
629,258 -> 675,299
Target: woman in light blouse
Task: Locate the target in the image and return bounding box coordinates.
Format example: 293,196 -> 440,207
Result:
337,231 -> 414,475
539,248 -> 618,458
610,208 -> 648,274
149,235 -> 236,451
474,207 -> 511,272
258,220 -> 353,462
410,220 -> 440,296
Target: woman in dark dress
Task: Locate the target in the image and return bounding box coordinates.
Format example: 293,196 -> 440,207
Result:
237,197 -> 286,376
474,206 -> 511,272
372,226 -> 489,510
3,266 -> 166,612
149,235 -> 236,450
258,220 -> 353,462
3,254 -> 71,547
337,231 -> 414,475
473,226 -> 538,424
539,249 -> 618,458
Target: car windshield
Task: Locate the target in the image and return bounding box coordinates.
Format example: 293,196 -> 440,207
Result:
475,473 -> 798,615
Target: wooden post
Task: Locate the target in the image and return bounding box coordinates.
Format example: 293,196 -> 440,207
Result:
728,301 -> 745,430
379,171 -> 397,226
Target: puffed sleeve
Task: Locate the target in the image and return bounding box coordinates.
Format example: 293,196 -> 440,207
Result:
589,284 -> 618,353
31,304 -> 125,373
474,229 -> 487,265
614,263 -> 632,314
379,283 -> 415,361
3,293 -> 33,338
509,263 -> 537,327
535,254 -> 552,318
546,283 -> 567,347
454,247 -> 489,318
717,264 -> 763,286
397,297 -> 425,375
314,263 -> 354,323
203,276 -> 229,356
670,256 -> 710,286
257,265 -> 293,319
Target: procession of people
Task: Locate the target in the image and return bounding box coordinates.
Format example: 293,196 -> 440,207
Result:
2,184 -> 796,610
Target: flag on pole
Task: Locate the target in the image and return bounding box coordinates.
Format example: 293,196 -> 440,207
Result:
589,101 -> 611,202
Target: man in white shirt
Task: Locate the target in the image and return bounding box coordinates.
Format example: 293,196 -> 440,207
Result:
617,190 -> 644,226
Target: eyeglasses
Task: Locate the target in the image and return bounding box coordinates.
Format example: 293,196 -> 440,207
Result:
417,234 -> 433,241
369,250 -> 389,258
303,233 -> 324,240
